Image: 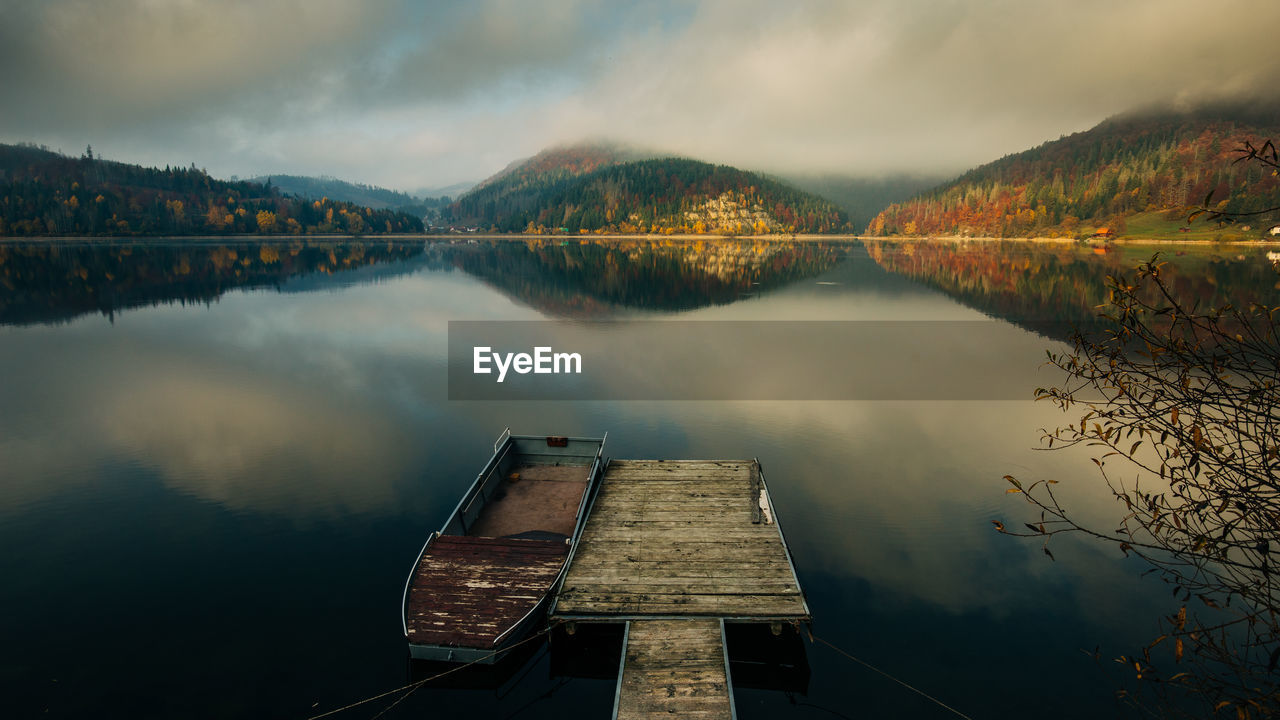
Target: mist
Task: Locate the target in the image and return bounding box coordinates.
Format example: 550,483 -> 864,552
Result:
1,0 -> 1277,190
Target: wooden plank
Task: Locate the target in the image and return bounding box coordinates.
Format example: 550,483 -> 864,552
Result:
574,538 -> 787,556
581,511 -> 758,524
601,479 -> 750,488
557,597 -> 808,616
593,494 -> 754,505
608,460 -> 753,467
616,619 -> 731,720
561,590 -> 801,604
565,566 -> 796,582
580,515 -> 764,526
568,556 -> 793,566
599,475 -> 750,484
602,475 -> 750,484
581,525 -> 777,539
594,489 -> 756,500
562,581 -> 798,595
596,490 -> 752,502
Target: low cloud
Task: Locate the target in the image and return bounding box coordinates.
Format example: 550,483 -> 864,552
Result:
1,0 -> 1277,189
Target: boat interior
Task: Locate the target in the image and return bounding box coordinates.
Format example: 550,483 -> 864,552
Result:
442,436 -> 602,541
464,463 -> 590,539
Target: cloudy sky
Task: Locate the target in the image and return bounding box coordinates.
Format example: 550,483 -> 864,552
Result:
2,0 -> 1278,192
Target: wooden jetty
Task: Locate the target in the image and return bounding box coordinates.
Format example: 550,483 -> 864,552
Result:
551,459 -> 809,719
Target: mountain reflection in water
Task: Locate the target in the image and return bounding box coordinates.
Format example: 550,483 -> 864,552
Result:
0,237 -> 848,325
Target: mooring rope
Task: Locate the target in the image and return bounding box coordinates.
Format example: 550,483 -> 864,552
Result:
305,623 -> 559,720
309,622 -> 977,720
811,633 -> 978,720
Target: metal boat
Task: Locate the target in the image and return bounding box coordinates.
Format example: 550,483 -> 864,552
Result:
401,429 -> 606,663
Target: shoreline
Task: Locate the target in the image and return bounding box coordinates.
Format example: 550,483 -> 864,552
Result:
3,232 -> 1279,247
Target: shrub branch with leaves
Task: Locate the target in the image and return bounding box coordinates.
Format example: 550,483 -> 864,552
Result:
1000,257 -> 1280,718
1190,139 -> 1280,226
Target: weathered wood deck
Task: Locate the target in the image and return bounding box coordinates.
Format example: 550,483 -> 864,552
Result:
552,459 -> 807,719
614,619 -> 733,720
553,459 -> 808,619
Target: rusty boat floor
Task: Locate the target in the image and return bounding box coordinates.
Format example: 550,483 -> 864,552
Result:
405,535 -> 569,651
406,463 -> 590,655
467,464 -> 589,539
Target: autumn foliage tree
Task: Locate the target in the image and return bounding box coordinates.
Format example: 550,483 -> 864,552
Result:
869,105 -> 1280,238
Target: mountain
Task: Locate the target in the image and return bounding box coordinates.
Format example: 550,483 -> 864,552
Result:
0,144 -> 424,236
413,181 -> 477,200
447,142 -> 655,230
448,144 -> 850,234
867,102 -> 1280,240
783,173 -> 947,232
247,174 -> 450,216
471,142 -> 657,194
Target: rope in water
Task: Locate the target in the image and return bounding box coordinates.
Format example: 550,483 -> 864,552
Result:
305,623 -> 558,720
308,622 -> 977,720
811,633 -> 977,720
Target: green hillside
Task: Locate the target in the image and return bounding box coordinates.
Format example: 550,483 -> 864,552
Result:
868,103 -> 1280,240
448,147 -> 850,234
0,144 -> 424,236
246,174 -> 450,220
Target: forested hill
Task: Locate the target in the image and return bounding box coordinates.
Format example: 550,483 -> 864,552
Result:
0,144 -> 424,236
449,150 -> 850,234
868,103 -> 1280,239
247,174 -> 449,210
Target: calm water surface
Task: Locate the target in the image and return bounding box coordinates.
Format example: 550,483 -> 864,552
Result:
1,238 -> 1277,718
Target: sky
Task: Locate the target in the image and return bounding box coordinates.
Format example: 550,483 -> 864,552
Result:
2,0 -> 1279,193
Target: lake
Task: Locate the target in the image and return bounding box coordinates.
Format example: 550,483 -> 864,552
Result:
2,237 -> 1277,718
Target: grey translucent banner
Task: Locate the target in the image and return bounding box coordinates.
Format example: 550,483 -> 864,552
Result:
447,320 -> 1074,400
